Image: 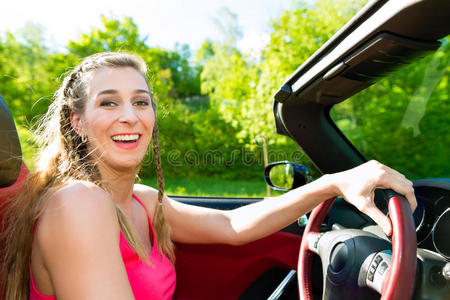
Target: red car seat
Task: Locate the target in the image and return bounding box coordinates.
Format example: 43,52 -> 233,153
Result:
0,94 -> 30,240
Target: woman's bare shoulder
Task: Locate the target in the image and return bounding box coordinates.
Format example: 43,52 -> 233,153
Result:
33,181 -> 133,299
43,180 -> 115,215
133,183 -> 159,218
133,183 -> 158,195
37,181 -> 119,251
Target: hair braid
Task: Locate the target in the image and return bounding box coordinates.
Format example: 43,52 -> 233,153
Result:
152,126 -> 164,204
151,100 -> 175,262
56,68 -> 92,179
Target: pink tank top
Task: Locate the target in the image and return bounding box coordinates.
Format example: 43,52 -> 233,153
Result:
30,194 -> 176,299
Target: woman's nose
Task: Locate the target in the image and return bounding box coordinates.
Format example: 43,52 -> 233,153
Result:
118,104 -> 138,124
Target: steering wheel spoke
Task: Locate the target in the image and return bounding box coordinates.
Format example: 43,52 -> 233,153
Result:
306,232 -> 323,254
360,250 -> 392,294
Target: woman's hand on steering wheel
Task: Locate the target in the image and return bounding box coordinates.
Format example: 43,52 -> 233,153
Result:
331,160 -> 417,235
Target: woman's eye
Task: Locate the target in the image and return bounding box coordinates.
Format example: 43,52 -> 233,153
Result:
134,100 -> 150,106
100,100 -> 117,107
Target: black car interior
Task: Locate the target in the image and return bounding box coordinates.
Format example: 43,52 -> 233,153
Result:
270,0 -> 450,298
273,0 -> 450,174
0,94 -> 22,188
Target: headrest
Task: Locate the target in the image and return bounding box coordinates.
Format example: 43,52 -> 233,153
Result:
0,94 -> 22,187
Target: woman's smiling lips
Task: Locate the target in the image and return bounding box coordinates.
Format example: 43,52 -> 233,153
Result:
111,133 -> 142,150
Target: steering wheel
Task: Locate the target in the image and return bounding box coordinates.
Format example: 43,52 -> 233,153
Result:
298,191 -> 417,300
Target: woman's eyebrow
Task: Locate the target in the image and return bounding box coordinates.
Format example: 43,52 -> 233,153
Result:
96,89 -> 118,97
95,89 -> 150,97
134,89 -> 150,95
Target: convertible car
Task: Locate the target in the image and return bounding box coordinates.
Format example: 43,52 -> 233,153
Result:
1,0 -> 449,299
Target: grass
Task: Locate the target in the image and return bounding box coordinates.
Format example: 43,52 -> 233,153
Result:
140,177 -> 285,198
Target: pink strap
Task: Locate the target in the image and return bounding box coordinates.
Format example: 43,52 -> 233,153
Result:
132,193 -> 150,216
132,194 -> 155,243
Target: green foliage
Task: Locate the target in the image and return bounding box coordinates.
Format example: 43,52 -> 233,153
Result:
269,164 -> 294,190
16,124 -> 38,171
0,24 -> 55,124
331,38 -> 450,179
141,99 -> 263,180
66,16 -> 200,101
1,0 -> 447,192
200,0 -> 366,171
259,0 -> 365,103
141,177 -> 283,197
67,16 -> 148,56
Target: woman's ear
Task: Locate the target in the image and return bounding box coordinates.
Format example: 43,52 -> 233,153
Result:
70,112 -> 82,135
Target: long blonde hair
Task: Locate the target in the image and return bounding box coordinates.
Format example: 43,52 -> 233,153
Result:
0,52 -> 174,300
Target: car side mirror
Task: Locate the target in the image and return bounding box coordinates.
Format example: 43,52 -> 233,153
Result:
264,161 -> 313,191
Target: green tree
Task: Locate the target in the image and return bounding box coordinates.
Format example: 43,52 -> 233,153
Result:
331,38 -> 450,179
200,0 -> 367,186
0,23 -> 63,169
67,16 -> 200,101
0,23 -> 54,123
256,0 -> 366,138
67,16 -> 148,56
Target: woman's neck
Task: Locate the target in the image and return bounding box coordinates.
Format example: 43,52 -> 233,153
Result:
97,163 -> 137,213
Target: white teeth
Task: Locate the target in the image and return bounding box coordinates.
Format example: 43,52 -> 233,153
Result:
111,134 -> 139,142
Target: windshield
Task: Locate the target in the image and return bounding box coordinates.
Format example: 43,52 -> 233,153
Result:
330,37 -> 449,180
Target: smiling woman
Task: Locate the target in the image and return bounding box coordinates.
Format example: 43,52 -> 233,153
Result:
0,52 -> 175,299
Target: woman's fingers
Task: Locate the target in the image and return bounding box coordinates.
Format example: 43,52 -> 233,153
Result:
386,176 -> 417,213
340,161 -> 418,236
355,198 -> 392,236
369,161 -> 417,213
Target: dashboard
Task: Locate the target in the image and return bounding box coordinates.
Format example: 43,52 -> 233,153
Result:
326,178 -> 450,262
413,179 -> 450,261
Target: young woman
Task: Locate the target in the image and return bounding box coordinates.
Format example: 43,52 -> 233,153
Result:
0,52 -> 416,300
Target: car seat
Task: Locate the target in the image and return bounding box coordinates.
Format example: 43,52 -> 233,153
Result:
0,94 -> 29,232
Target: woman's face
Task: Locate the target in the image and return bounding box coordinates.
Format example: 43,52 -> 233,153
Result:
71,66 -> 155,172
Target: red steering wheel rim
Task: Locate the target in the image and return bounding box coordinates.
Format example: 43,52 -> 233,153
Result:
298,196 -> 417,300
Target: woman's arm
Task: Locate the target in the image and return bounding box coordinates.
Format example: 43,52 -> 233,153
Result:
35,182 -> 134,300
163,160 -> 416,245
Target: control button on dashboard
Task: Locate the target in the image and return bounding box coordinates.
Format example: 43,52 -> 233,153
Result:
375,255 -> 382,264
378,261 -> 388,275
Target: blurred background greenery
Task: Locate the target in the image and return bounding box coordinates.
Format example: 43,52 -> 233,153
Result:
1,0 -> 448,197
